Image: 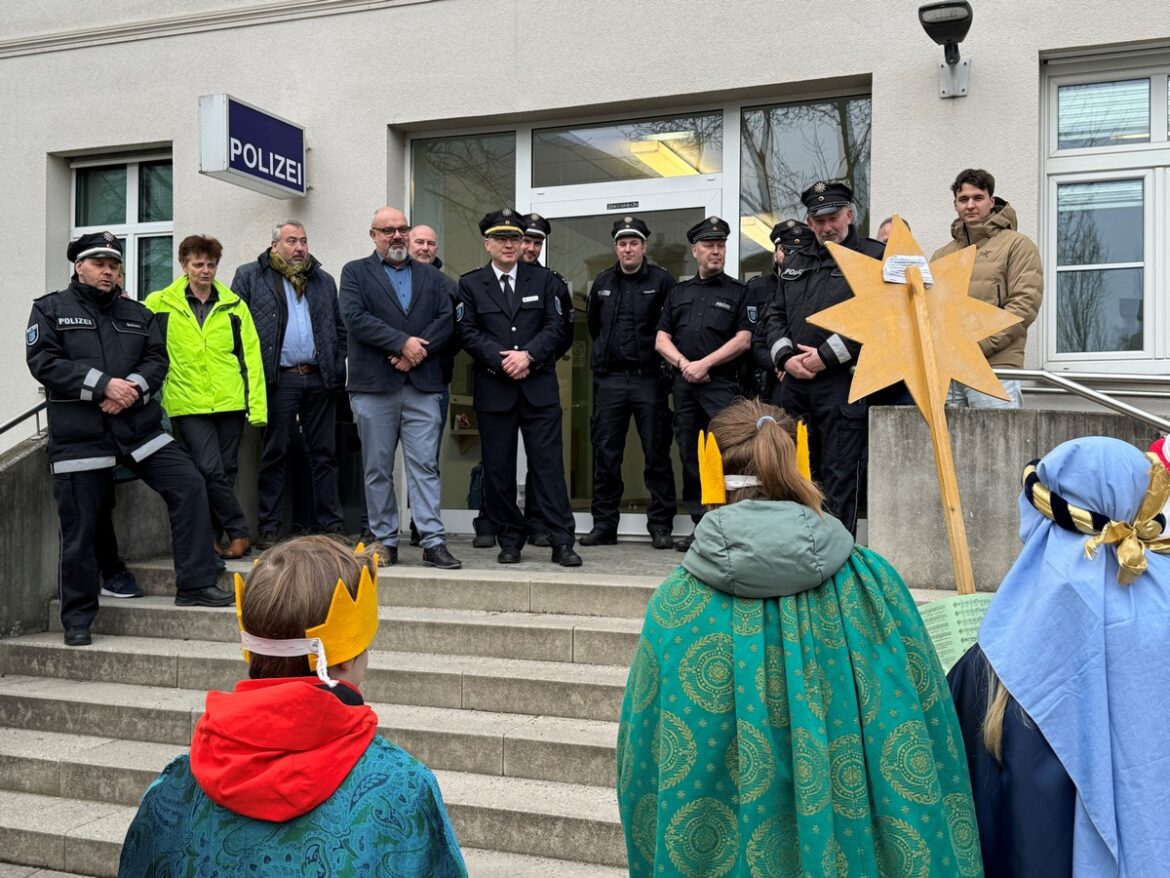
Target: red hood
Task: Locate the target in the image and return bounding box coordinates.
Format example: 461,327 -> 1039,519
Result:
190,677 -> 377,822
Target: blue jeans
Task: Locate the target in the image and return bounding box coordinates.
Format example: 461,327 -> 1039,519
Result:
947,379 -> 1022,409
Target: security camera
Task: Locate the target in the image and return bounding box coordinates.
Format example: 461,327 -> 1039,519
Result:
919,1 -> 973,66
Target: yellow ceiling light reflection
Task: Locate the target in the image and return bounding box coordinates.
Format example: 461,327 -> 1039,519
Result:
740,215 -> 776,251
630,140 -> 698,177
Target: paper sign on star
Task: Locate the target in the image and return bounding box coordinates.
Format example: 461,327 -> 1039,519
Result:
808,215 -> 1021,416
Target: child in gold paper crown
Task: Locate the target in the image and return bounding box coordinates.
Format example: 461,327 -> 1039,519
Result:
118,536 -> 467,877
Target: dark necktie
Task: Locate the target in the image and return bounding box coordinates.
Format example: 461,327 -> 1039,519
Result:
501,274 -> 513,297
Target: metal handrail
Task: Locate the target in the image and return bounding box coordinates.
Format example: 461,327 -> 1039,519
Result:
998,368 -> 1170,432
0,401 -> 47,438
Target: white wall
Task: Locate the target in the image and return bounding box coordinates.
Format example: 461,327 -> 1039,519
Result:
2,0 -> 1166,437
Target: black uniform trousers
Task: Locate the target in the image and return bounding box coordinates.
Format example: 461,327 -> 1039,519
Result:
172,411 -> 249,541
95,480 -> 126,580
54,442 -> 219,631
673,375 -> 738,521
778,370 -> 867,535
590,371 -> 676,534
257,370 -> 344,534
477,397 -> 576,552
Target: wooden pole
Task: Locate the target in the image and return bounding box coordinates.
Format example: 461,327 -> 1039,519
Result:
905,267 -> 977,596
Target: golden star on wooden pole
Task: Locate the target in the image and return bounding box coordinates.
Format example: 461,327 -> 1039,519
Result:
807,215 -> 1021,596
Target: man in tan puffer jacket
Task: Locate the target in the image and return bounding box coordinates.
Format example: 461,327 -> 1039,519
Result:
932,168 -> 1042,408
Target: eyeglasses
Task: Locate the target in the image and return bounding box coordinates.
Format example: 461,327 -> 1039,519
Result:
372,226 -> 411,236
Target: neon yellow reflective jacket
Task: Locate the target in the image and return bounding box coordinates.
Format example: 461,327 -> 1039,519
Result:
144,276 -> 267,425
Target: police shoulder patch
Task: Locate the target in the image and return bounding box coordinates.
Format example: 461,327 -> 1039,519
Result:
747,305 -> 759,324
554,296 -> 563,316
26,324 -> 39,346
455,302 -> 465,321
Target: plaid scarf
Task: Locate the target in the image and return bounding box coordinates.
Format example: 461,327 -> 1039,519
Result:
268,249 -> 311,298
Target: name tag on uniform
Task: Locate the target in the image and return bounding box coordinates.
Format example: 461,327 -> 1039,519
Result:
713,300 -> 732,311
597,289 -> 612,297
57,316 -> 96,328
642,289 -> 656,295
522,295 -> 539,303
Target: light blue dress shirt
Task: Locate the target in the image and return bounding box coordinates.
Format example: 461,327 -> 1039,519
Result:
278,277 -> 316,367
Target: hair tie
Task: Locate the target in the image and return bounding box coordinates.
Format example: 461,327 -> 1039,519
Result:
756,415 -> 776,430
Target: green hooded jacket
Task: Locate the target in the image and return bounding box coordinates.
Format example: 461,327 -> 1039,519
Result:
682,499 -> 854,598
144,276 -> 267,425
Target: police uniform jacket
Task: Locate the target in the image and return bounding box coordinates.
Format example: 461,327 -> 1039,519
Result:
26,282 -> 172,473
456,261 -> 563,413
656,272 -> 750,380
587,260 -> 674,374
548,268 -> 575,361
339,254 -> 453,395
763,227 -> 884,373
745,270 -> 780,375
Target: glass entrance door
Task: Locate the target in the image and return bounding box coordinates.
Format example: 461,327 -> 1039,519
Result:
531,190 -> 719,536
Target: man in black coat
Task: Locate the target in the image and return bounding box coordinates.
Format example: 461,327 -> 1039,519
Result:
27,233 -> 231,646
338,207 -> 460,569
742,219 -> 809,405
456,209 -> 581,567
230,220 -> 346,546
761,181 -> 884,535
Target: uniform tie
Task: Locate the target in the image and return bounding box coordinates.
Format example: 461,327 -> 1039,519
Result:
501,274 -> 514,297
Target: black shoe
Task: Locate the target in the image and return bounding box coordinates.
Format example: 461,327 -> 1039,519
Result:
64,627 -> 91,647
497,547 -> 522,564
472,517 -> 497,548
384,546 -> 399,566
529,531 -> 551,548
409,520 -> 422,547
175,585 -> 235,608
579,529 -> 617,547
673,534 -> 694,553
423,543 -> 462,569
472,533 -> 497,548
358,529 -> 376,545
650,529 -> 674,550
551,545 -> 583,567
254,531 -> 279,550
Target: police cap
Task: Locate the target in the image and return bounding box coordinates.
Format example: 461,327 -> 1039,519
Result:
801,181 -> 854,217
770,218 -> 810,251
68,231 -> 123,264
521,212 -> 552,239
479,208 -> 524,238
612,216 -> 650,241
686,215 -> 730,243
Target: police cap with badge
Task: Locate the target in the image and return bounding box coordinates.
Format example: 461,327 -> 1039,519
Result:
770,219 -> 809,253
479,208 -> 524,238
686,216 -> 731,243
612,216 -> 650,241
521,212 -> 552,239
801,180 -> 853,216
68,231 -> 123,263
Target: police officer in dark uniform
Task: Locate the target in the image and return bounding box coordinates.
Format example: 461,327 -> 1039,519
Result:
26,233 -> 232,646
762,181 -> 884,535
655,216 -> 752,551
742,219 -> 810,405
582,216 -> 677,549
457,209 -> 582,567
517,212 -> 576,548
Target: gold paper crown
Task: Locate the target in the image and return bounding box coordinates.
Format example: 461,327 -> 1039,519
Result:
698,422 -> 812,506
235,549 -> 379,670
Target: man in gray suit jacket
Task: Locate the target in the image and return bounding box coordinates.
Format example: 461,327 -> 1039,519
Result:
339,206 -> 460,569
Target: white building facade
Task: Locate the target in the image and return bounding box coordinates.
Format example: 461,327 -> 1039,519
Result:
4,0 -> 1168,528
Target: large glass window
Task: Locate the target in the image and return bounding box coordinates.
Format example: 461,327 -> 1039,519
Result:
71,155 -> 173,298
739,96 -> 872,278
1045,60 -> 1169,371
533,113 -> 722,187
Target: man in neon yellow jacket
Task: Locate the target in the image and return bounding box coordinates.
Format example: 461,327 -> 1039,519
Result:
145,235 -> 266,559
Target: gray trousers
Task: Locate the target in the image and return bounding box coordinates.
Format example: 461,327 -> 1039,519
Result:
350,385 -> 445,547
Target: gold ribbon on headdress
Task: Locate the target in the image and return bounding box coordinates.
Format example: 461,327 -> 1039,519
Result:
1082,455 -> 1170,585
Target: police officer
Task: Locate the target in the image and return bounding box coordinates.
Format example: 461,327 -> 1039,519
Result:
742,219 -> 810,405
517,212 -> 575,547
26,233 -> 232,646
762,181 -> 884,535
457,209 -> 582,567
582,216 -> 677,549
655,216 -> 752,550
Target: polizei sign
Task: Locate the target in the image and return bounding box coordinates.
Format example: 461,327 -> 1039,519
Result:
198,94 -> 306,199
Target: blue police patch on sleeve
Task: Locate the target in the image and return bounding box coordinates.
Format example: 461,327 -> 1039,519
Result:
455,302 -> 465,322
747,305 -> 759,324
26,324 -> 39,346
555,297 -> 563,316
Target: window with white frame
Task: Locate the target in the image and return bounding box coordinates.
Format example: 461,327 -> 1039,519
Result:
71,154 -> 173,299
1044,58 -> 1169,372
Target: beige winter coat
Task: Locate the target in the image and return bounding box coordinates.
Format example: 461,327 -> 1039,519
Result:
931,198 -> 1042,368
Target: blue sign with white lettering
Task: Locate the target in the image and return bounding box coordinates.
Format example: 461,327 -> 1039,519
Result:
226,98 -> 306,196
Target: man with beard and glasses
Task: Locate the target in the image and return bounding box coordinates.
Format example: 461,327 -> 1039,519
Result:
762,181 -> 884,536
231,220 -> 347,548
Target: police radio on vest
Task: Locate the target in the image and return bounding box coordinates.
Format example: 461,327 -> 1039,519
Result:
229,138 -> 302,186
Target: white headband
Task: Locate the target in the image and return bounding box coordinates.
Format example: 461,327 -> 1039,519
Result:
724,474 -> 762,489
240,631 -> 338,688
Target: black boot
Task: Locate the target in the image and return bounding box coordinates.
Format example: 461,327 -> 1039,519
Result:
472,515 -> 497,549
